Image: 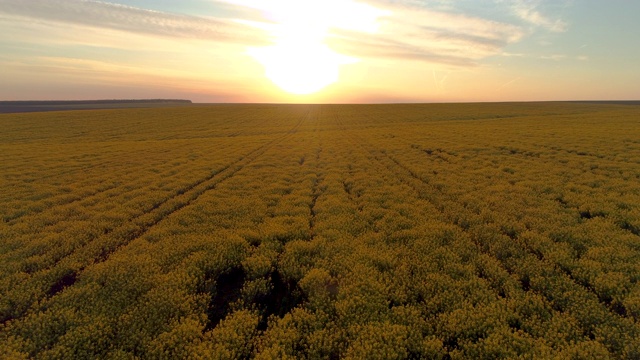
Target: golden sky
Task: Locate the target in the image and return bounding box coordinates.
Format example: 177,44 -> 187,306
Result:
0,0 -> 638,103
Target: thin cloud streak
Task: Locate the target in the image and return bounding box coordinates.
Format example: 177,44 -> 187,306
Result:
499,76 -> 522,89
0,0 -> 568,69
0,0 -> 267,45
327,32 -> 478,67
217,0 -> 532,68
503,0 -> 568,32
1,0 -> 597,103
324,4 -> 526,67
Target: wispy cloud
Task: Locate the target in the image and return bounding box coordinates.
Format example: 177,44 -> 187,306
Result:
0,0 -> 267,44
223,0 -> 529,68
326,4 -> 525,67
499,76 -> 522,89
0,0 -> 570,68
538,54 -> 590,62
503,0 -> 568,32
539,54 -> 567,61
327,32 -> 478,67
0,0 -> 584,102
500,52 -> 525,57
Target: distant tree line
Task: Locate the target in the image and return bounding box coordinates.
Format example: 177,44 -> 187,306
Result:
0,99 -> 192,105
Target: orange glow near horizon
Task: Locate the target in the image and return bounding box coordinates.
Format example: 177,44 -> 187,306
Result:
3,1 -> 638,103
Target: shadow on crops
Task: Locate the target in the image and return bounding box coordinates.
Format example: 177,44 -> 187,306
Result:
205,267 -> 305,331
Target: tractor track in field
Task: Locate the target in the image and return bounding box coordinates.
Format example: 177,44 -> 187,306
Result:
307,146 -> 324,241
393,132 -> 640,275
0,148 -> 247,262
0,112 -> 308,325
395,136 -> 640,241
2,140 -> 243,224
336,116 -> 637,336
3,145 -> 233,227
2,112 -> 263,222
61,111 -> 305,269
5,141 -> 197,183
535,142 -> 640,166
1,160 -> 179,225
375,143 -> 628,319
2,182 -> 121,224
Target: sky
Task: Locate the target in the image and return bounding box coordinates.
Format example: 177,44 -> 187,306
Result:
0,0 -> 638,103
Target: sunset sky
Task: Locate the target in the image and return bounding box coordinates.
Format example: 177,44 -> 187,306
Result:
1,0 -> 638,103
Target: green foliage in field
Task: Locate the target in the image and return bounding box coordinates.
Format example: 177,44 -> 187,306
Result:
1,103 -> 640,358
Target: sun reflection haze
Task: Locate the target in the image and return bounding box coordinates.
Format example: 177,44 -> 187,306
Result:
230,0 -> 388,95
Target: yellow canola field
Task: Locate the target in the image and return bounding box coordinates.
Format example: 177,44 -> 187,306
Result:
1,103 -> 639,359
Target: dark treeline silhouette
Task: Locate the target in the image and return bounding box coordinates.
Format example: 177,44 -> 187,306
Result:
1,99 -> 191,105
0,99 -> 192,114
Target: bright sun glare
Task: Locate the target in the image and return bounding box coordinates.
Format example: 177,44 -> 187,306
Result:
234,0 -> 388,95
248,41 -> 351,95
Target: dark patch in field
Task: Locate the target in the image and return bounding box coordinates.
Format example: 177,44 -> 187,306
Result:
555,196 -> 569,207
501,227 -> 518,240
256,270 -> 305,330
611,301 -> 627,317
206,267 -> 246,330
579,210 -> 606,220
620,220 -> 640,236
205,267 -> 305,332
497,146 -> 541,157
520,274 -> 531,291
422,148 -> 453,162
342,180 -> 353,196
579,211 -> 593,219
47,271 -> 78,297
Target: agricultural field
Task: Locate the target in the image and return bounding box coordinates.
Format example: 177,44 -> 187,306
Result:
1,102 -> 640,359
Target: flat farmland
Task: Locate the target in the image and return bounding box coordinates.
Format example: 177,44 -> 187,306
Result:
1,103 -> 640,359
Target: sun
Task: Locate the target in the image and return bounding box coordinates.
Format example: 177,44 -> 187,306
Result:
235,0 -> 388,95
248,41 -> 352,95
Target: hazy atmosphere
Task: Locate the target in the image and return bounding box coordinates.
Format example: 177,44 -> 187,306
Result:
3,2 -> 640,358
1,0 -> 638,102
